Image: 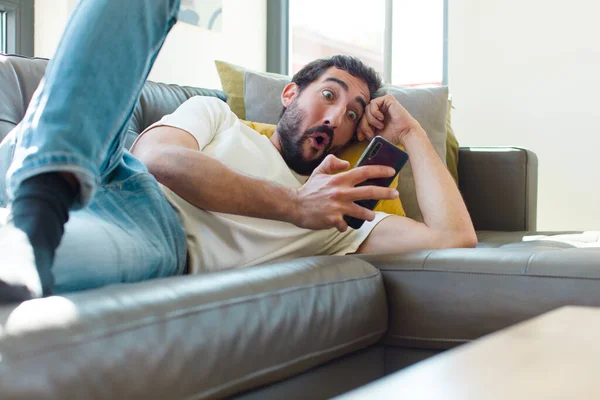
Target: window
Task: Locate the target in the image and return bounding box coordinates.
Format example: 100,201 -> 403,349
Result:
289,0 -> 386,78
268,0 -> 447,87
0,11 -> 7,53
0,0 -> 34,56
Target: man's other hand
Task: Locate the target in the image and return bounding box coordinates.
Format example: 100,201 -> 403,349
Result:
357,94 -> 421,146
291,154 -> 398,232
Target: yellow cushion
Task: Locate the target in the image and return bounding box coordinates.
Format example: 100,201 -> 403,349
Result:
241,120 -> 406,217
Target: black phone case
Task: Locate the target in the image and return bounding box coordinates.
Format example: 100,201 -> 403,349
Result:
343,137 -> 409,229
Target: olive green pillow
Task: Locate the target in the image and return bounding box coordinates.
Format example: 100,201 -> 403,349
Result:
214,60 -> 248,120
446,96 -> 459,185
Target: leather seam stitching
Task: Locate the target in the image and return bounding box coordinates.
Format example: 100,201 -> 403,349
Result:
379,268 -> 600,280
386,334 -> 470,343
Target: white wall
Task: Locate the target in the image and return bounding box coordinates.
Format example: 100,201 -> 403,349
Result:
34,0 -> 78,58
449,1 -> 600,231
148,0 -> 266,89
34,0 -> 266,89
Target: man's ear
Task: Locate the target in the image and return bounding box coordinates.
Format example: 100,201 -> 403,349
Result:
281,82 -> 299,108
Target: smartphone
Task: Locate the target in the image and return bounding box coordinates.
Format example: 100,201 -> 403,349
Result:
343,136 -> 409,229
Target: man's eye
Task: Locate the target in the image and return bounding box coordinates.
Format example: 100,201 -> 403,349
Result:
348,110 -> 358,121
322,90 -> 334,100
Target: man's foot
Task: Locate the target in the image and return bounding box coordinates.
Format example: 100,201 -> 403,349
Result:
0,220 -> 43,303
0,281 -> 34,302
8,172 -> 78,297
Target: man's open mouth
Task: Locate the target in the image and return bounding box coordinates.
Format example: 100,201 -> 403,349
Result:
309,132 -> 331,151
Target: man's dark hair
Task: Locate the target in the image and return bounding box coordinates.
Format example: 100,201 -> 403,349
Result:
291,55 -> 383,100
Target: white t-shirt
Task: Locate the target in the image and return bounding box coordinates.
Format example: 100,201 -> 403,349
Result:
133,96 -> 390,273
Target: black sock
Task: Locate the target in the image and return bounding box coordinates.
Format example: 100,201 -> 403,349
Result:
11,173 -> 78,296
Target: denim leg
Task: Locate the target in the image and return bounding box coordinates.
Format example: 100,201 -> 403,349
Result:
1,0 -> 188,293
52,155 -> 187,294
6,0 -> 181,209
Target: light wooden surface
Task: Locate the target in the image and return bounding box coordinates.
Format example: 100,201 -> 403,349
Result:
338,306 -> 600,399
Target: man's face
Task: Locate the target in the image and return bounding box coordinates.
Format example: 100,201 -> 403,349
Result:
276,67 -> 370,175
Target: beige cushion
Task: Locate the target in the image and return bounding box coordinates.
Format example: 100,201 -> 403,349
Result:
383,85 -> 447,221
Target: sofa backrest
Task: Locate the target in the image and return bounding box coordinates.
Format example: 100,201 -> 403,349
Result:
0,54 -> 227,148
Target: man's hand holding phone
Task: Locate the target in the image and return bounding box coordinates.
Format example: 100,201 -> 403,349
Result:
291,154 -> 399,232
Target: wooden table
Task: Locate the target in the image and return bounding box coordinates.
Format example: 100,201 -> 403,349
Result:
338,306 -> 600,399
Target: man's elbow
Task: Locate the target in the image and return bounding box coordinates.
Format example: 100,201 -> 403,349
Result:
463,231 -> 478,248
455,229 -> 478,248
136,151 -> 162,178
136,147 -> 178,182
441,229 -> 478,249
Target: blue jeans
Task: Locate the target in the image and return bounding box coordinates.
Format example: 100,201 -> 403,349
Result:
0,0 -> 187,293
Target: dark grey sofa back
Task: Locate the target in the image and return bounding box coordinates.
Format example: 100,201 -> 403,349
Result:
0,54 -> 227,146
0,55 -> 48,139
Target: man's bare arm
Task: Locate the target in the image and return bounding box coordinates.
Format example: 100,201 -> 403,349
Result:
355,95 -> 477,253
132,126 -> 399,232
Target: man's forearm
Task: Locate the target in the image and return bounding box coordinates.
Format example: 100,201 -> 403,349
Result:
146,146 -> 297,224
402,127 -> 475,238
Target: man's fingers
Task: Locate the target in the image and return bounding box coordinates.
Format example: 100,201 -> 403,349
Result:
356,129 -> 367,142
346,185 -> 399,202
372,107 -> 385,122
356,125 -> 366,141
358,120 -> 376,141
344,203 -> 376,223
358,106 -> 379,141
368,98 -> 385,122
316,154 -> 350,175
342,165 -> 396,186
365,106 -> 384,130
334,218 -> 349,232
369,98 -> 387,118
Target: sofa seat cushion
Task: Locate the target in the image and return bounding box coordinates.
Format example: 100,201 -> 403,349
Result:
357,241 -> 600,350
0,256 -> 387,399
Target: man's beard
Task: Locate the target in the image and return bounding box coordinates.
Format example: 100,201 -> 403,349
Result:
277,101 -> 334,176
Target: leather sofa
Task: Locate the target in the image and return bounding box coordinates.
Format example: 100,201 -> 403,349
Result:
1,54 -> 599,399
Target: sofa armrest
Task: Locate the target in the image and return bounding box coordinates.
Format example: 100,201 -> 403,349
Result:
458,147 -> 538,231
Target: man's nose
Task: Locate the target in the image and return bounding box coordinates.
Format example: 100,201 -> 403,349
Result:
323,106 -> 344,129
